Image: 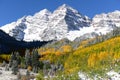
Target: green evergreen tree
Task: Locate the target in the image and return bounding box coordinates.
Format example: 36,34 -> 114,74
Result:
12,60 -> 19,75
9,53 -> 15,67
31,49 -> 39,73
25,49 -> 31,68
16,52 -> 21,65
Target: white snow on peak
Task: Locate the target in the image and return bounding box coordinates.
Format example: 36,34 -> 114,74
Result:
56,4 -> 79,13
0,9 -> 52,41
34,9 -> 52,18
91,10 -> 120,36
40,4 -> 91,41
0,4 -> 120,42
67,27 -> 95,41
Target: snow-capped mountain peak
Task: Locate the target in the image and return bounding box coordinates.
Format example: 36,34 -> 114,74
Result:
0,8 -> 52,41
92,10 -> 120,28
34,9 -> 51,18
0,4 -> 120,42
56,4 -> 79,13
40,4 -> 91,41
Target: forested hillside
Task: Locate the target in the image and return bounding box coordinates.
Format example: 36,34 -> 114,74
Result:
37,35 -> 120,78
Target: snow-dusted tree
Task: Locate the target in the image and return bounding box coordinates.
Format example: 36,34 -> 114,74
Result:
16,52 -> 21,65
9,52 -> 20,75
5,64 -> 9,71
31,49 -> 39,73
1,61 -> 6,67
9,53 -> 15,67
25,49 -> 31,68
12,60 -> 19,75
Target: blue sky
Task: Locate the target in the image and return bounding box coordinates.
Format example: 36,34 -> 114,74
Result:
0,0 -> 120,27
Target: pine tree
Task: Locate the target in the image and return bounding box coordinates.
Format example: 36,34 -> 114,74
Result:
31,49 -> 39,73
16,52 -> 21,66
2,61 -> 6,67
9,52 -> 20,75
9,53 -> 15,67
25,49 -> 31,68
5,64 -> 9,71
12,60 -> 19,75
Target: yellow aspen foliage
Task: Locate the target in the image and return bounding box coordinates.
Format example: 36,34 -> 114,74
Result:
114,53 -> 120,60
38,48 -> 46,55
65,67 -> 79,74
55,50 -> 62,56
0,54 -> 10,62
78,40 -> 88,49
37,36 -> 120,74
61,45 -> 73,54
64,61 -> 69,70
38,48 -> 56,62
41,48 -> 55,55
98,52 -> 108,61
88,53 -> 98,68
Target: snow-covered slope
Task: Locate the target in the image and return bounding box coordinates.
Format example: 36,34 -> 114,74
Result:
41,4 -> 91,41
0,4 -> 91,41
24,9 -> 51,41
75,10 -> 120,40
92,10 -> 120,28
88,10 -> 120,36
71,10 -> 120,41
1,4 -> 120,42
0,9 -> 51,41
0,17 -> 27,41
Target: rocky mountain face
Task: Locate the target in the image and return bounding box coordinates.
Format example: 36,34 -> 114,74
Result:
0,4 -> 91,41
0,9 -> 51,41
0,4 -> 120,42
92,10 -> 120,28
41,4 -> 91,41
74,10 -> 120,41
90,10 -> 120,34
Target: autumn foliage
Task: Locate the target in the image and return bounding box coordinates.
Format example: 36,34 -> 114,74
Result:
38,36 -> 120,75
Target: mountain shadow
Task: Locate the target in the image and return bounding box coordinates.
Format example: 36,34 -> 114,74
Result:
0,30 -> 49,54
